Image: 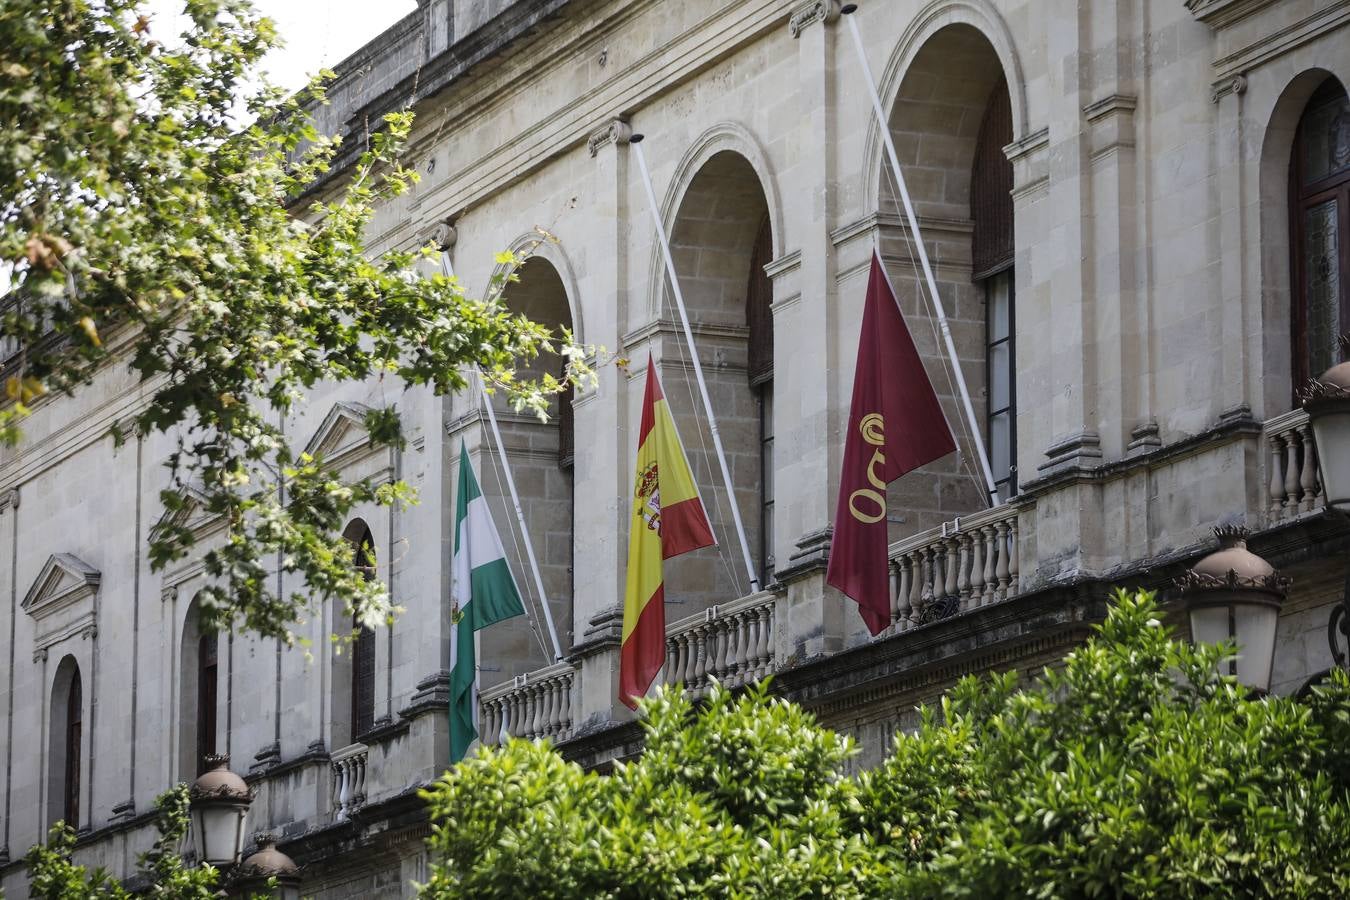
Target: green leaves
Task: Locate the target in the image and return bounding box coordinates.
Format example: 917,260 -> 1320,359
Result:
25,785 -> 220,899
2,1 -> 587,642
422,593 -> 1350,898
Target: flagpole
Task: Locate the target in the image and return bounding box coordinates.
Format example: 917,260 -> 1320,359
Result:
840,4 -> 1000,507
628,134 -> 762,594
442,253 -> 565,662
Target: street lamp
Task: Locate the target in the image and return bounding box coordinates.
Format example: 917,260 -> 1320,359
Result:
231,832 -> 301,900
188,755 -> 253,868
1175,525 -> 1288,693
1302,359 -> 1350,665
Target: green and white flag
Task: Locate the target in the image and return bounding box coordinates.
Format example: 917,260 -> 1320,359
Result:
450,440 -> 525,763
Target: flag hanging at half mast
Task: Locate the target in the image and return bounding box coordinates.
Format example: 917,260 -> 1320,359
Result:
449,439 -> 526,763
827,252 -> 957,635
620,354 -> 716,708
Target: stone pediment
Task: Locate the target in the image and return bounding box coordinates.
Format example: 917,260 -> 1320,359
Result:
151,485 -> 223,547
23,553 -> 100,651
303,401 -> 381,470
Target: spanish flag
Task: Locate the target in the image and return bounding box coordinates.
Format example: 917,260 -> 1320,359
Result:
620,355 -> 716,708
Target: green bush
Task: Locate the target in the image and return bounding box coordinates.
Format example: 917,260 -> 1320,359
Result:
422,591 -> 1350,899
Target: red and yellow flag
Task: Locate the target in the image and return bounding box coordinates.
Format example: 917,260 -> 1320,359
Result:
620,355 -> 716,708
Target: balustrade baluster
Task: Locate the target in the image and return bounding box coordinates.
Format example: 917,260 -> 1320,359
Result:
943,536 -> 958,600
756,605 -> 772,677
994,521 -> 1010,600
956,535 -> 971,610
888,561 -> 901,632
1269,435 -> 1287,519
969,532 -> 985,608
984,527 -> 997,602
1008,517 -> 1020,595
1284,429 -> 1303,510
1300,424 -> 1319,512
896,556 -> 913,631
692,626 -> 708,689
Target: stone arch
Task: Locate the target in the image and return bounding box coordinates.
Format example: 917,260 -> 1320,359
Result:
1259,68 -> 1348,412
865,19 -> 1017,531
501,233 -> 585,346
644,122 -> 784,322
644,143 -> 776,606
472,254 -> 577,685
862,0 -> 1027,213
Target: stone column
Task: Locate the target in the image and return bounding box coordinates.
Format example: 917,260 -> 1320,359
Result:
775,1 -> 845,659
570,119 -> 634,729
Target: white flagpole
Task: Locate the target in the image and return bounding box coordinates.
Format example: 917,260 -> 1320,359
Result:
442,253 -> 565,661
840,4 -> 1000,506
628,134 -> 762,594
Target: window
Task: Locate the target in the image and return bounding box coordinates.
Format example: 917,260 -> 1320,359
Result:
351,528 -> 376,739
746,216 -> 774,584
196,633 -> 218,773
48,657 -> 82,828
64,670 -> 82,827
972,77 -> 1016,500
1292,78 -> 1350,388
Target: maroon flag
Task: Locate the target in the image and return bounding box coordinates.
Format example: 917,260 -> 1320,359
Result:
827,252 -> 956,634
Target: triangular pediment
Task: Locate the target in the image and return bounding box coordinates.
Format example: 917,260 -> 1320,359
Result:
303,401 -> 378,467
150,485 -> 222,546
23,553 -> 100,620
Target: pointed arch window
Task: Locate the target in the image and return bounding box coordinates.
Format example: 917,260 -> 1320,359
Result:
1292,78 -> 1350,388
972,76 -> 1017,501
746,216 -> 775,584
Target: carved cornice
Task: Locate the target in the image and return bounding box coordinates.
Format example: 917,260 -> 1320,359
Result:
789,0 -> 839,38
1185,0 -> 1281,29
586,118 -> 631,157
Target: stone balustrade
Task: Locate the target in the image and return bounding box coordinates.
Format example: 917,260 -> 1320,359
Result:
664,591 -> 778,694
478,660 -> 576,748
1265,408 -> 1323,524
330,742 -> 368,822
886,504 -> 1022,633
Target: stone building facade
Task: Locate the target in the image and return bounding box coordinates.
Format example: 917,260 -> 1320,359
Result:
3,0 -> 1350,895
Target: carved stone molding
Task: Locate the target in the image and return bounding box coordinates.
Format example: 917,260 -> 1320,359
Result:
789,0 -> 839,38
23,553 -> 100,652
422,218 -> 457,251
1185,0 -> 1280,29
1037,429 -> 1104,475
587,118 -> 631,157
1211,74 -> 1247,104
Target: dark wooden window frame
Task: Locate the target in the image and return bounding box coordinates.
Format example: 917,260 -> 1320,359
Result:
64,669 -> 82,827
972,77 -> 1017,499
1290,79 -> 1350,393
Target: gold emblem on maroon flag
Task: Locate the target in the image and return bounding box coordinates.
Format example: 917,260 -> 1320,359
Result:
848,413 -> 888,524
635,462 -> 662,533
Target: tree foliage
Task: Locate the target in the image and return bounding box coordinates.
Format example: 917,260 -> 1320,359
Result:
24,784 -> 220,899
0,0 -> 580,642
422,591 -> 1350,898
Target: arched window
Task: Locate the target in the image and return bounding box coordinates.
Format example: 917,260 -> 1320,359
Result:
48,657 -> 82,828
351,526 -> 376,739
180,599 -> 219,777
1291,77 -> 1350,387
972,76 -> 1017,500
746,216 -> 774,584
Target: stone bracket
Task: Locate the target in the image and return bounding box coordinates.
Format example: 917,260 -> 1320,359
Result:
789,0 -> 840,38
